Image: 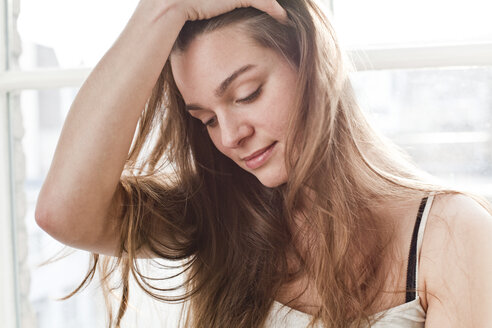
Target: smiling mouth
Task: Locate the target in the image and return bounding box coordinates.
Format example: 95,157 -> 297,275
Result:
242,142 -> 276,161
243,142 -> 277,169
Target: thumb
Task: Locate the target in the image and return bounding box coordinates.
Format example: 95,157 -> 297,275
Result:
252,0 -> 289,24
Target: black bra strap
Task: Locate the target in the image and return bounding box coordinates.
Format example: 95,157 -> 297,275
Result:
405,197 -> 428,302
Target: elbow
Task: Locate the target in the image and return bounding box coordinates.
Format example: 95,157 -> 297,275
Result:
35,192 -> 106,251
35,183 -> 57,233
35,180 -> 79,243
35,198 -> 60,238
35,193 -> 76,246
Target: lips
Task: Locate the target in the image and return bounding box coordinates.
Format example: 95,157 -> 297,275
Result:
242,142 -> 277,170
242,142 -> 277,161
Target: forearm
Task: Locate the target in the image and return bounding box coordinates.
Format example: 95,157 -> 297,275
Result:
36,0 -> 185,247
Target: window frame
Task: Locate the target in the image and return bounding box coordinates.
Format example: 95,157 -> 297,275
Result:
346,42 -> 492,70
1,0 -> 21,326
0,0 -> 491,326
0,95 -> 19,328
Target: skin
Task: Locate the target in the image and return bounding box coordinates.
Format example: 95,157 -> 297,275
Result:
154,0 -> 492,322
169,24 -> 492,326
37,0 -> 491,323
170,24 -> 298,188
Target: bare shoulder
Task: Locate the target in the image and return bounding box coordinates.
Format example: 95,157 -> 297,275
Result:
419,193 -> 492,327
423,193 -> 492,246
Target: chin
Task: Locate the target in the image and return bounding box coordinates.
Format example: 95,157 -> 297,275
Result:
256,170 -> 288,188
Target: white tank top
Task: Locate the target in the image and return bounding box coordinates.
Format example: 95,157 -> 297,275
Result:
264,194 -> 435,327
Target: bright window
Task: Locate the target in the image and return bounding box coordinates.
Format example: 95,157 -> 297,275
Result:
350,68 -> 492,199
332,0 -> 492,47
17,0 -> 139,69
1,0 -> 491,327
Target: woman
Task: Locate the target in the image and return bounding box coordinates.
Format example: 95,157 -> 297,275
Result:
35,0 -> 492,327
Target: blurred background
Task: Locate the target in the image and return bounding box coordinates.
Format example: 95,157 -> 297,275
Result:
0,0 -> 491,327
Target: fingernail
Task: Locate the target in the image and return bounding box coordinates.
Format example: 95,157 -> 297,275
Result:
278,10 -> 288,24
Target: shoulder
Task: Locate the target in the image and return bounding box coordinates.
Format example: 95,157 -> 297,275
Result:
423,193 -> 492,253
420,192 -> 492,327
424,193 -> 492,244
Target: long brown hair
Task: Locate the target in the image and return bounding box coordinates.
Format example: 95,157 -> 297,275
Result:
65,0 -> 491,327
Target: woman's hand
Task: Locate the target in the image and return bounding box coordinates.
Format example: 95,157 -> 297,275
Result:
176,0 -> 288,24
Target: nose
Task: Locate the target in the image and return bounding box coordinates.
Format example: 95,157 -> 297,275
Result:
219,114 -> 253,148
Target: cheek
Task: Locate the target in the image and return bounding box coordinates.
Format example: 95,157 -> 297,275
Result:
263,97 -> 292,136
263,74 -> 297,136
208,131 -> 220,149
208,131 -> 232,158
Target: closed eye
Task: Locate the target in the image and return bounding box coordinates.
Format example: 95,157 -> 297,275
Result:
237,85 -> 262,104
202,85 -> 263,128
204,116 -> 217,127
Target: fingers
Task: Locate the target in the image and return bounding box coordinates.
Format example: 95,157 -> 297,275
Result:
252,0 -> 289,24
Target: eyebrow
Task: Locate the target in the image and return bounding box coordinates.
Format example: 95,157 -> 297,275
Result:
185,64 -> 256,111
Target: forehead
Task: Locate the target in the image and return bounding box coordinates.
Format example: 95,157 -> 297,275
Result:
170,25 -> 278,99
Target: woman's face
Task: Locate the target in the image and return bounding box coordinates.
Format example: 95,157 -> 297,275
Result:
170,24 -> 298,188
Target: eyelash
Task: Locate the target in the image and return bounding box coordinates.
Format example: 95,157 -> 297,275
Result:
203,86 -> 263,127
237,85 -> 262,104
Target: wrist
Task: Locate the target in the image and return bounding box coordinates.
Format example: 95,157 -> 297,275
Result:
136,0 -> 187,26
